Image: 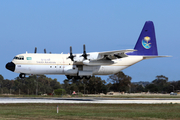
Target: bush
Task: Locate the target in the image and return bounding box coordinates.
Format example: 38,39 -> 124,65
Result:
54,89 -> 66,95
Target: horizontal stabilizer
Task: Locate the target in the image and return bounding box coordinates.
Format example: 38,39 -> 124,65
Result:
143,55 -> 171,59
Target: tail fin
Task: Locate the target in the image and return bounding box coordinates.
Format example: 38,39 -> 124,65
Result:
129,21 -> 158,56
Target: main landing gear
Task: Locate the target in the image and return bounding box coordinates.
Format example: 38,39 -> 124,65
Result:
19,73 -> 26,78
66,75 -> 91,80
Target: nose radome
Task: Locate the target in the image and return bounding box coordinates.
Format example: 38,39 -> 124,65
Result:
6,62 -> 15,72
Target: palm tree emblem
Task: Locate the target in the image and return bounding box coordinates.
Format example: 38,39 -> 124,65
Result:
142,36 -> 151,49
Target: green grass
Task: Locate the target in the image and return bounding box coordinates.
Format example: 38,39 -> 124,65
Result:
0,103 -> 180,120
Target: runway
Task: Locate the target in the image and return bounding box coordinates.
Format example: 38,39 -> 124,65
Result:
0,97 -> 180,104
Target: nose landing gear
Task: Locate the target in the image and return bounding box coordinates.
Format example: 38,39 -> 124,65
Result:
19,73 -> 26,78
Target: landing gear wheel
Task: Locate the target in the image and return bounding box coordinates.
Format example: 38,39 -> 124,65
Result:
19,73 -> 26,78
73,76 -> 79,80
85,76 -> 91,80
66,75 -> 72,80
79,76 -> 83,79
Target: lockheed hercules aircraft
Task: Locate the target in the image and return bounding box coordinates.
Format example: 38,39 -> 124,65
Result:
6,21 -> 168,79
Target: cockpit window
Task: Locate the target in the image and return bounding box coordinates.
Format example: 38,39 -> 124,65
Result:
13,57 -> 18,59
13,56 -> 24,60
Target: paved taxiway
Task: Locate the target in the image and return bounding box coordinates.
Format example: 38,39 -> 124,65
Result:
0,98 -> 180,104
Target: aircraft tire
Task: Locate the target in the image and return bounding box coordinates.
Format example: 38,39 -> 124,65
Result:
19,73 -> 26,78
66,75 -> 72,80
85,76 -> 91,80
73,76 -> 79,80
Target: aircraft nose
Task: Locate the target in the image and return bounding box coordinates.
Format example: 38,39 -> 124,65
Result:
6,62 -> 15,72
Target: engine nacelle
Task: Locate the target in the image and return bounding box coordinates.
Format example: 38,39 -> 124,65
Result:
74,52 -> 100,62
87,52 -> 100,60
73,54 -> 84,62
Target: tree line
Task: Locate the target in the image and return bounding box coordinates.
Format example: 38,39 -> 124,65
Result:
0,72 -> 179,95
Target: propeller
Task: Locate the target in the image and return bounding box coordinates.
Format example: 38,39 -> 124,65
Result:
81,44 -> 89,59
68,46 -> 75,61
44,49 -> 46,53
34,47 -> 37,53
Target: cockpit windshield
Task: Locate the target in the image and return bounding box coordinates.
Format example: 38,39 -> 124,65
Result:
13,56 -> 24,60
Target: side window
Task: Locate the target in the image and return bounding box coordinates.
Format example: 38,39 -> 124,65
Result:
27,57 -> 32,60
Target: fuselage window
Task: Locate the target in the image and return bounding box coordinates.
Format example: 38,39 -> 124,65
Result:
50,66 -> 52,68
27,57 -> 32,60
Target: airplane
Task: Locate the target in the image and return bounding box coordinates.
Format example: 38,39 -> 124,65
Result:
6,21 -> 168,80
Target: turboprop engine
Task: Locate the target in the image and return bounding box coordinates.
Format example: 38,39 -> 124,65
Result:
74,52 -> 100,62
68,44 -> 103,62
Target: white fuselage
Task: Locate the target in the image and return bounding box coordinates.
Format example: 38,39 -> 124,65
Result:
11,53 -> 143,76
6,21 -> 168,79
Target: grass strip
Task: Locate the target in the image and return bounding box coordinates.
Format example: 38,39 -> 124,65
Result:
0,103 -> 180,120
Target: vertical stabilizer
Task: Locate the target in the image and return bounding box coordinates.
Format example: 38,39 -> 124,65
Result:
128,21 -> 158,56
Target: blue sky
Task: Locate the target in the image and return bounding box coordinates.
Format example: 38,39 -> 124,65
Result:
0,1 -> 179,83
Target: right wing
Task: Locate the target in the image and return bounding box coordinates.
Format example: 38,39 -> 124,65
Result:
98,49 -> 136,60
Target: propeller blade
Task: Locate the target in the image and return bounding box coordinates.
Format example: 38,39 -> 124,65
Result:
68,46 -> 75,61
83,44 -> 86,53
34,47 -> 37,53
81,44 -> 89,59
70,46 -> 72,55
44,49 -> 46,53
